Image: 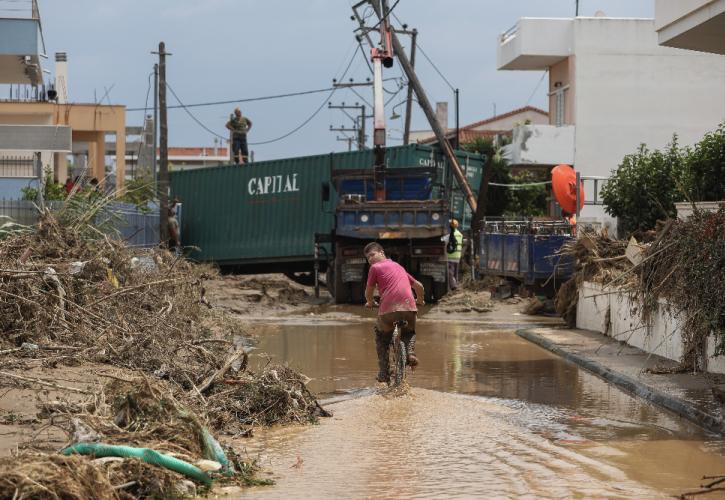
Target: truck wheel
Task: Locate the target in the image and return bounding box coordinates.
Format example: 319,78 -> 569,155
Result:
432,281 -> 448,303
349,281 -> 364,304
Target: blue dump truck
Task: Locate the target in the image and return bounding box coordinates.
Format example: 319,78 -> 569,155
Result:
171,144 -> 486,304
478,219 -> 575,296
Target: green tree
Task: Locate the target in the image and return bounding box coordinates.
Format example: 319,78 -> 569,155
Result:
601,138 -> 682,235
505,170 -> 548,216
681,122 -> 725,202
462,137 -> 511,216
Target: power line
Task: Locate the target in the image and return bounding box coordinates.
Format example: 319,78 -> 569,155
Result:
526,70 -> 548,105
368,0 -> 401,31
163,47 -> 359,146
166,82 -> 226,140
391,11 -> 456,92
126,86 -> 336,112
251,46 -> 360,145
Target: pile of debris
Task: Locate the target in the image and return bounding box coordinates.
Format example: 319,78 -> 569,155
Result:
555,208 -> 724,371
555,230 -> 632,326
0,206 -> 330,496
638,209 -> 725,369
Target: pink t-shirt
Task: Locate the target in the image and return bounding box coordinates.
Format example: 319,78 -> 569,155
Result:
367,259 -> 417,315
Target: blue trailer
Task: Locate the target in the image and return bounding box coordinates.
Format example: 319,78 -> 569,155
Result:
478,219 -> 574,294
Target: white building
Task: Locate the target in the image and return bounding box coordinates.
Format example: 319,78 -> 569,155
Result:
497,15 -> 725,229
655,0 -> 725,55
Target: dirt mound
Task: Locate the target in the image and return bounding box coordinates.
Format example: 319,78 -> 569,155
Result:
434,289 -> 494,314
206,274 -> 321,316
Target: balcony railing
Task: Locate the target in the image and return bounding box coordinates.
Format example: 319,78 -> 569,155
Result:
0,156 -> 35,177
500,23 -> 519,44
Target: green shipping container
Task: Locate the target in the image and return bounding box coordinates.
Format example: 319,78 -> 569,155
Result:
171,144 -> 485,267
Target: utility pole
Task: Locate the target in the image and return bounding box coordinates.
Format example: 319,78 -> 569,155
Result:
154,42 -> 171,245
336,135 -> 355,151
454,88 -> 460,150
403,28 -> 417,145
328,102 -> 368,149
152,63 -> 158,186
576,0 -> 580,16
359,1 -> 478,212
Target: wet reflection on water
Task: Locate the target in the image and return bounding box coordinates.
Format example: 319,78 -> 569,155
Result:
238,316 -> 725,498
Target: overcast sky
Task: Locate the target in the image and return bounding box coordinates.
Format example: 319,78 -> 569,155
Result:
34,0 -> 654,160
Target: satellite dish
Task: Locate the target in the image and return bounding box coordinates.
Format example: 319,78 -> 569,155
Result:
594,10 -> 606,17
551,164 -> 584,214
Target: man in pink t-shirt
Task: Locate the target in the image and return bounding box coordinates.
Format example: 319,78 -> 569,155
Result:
364,242 -> 425,383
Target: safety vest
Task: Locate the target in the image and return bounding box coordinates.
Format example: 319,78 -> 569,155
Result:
447,229 -> 463,261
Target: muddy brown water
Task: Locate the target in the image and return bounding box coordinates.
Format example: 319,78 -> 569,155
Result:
233,308 -> 725,498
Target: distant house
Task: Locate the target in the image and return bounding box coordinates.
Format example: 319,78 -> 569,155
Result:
408,105 -> 549,146
166,147 -> 230,171
0,3 -> 126,199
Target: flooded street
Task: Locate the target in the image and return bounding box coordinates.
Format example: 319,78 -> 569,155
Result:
238,309 -> 725,498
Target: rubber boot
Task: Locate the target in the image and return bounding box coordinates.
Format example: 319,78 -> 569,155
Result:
402,331 -> 418,368
374,327 -> 391,383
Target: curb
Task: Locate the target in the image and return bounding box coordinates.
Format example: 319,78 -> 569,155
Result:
516,328 -> 725,436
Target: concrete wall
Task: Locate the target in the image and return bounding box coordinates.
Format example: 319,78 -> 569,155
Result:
509,124 -> 575,165
577,281 -> 725,374
571,18 -> 725,229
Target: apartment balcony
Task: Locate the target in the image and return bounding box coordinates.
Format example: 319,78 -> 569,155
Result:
655,0 -> 725,55
503,124 -> 575,166
0,0 -> 45,85
497,18 -> 573,70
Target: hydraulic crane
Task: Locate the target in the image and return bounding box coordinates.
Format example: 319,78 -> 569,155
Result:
353,0 -> 478,212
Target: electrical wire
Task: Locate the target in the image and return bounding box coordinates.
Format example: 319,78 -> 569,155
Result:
391,11 -> 456,92
526,70 -> 548,105
368,0 -> 401,31
166,82 -> 227,140
489,181 -> 552,189
126,87 -> 337,112
164,48 -> 360,146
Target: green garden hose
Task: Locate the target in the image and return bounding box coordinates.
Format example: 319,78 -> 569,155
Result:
62,443 -> 212,486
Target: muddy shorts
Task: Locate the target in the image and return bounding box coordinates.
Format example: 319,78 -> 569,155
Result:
376,310 -> 417,335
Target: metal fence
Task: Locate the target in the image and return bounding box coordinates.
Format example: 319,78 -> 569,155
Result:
0,199 -> 160,248
0,156 -> 35,178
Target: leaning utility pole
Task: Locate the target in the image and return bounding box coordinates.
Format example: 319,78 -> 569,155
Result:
361,1 -> 478,212
403,28 -> 417,145
156,42 -> 170,244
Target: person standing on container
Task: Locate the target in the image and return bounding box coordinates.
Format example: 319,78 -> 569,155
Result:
446,219 -> 463,290
364,242 -> 425,383
225,108 -> 252,165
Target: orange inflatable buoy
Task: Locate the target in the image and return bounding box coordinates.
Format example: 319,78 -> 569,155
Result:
551,164 -> 584,215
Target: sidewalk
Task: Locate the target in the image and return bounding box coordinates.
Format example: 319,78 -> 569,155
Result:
517,327 -> 725,435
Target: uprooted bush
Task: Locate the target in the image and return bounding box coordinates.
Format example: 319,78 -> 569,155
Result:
556,208 -> 724,371
639,207 -> 725,368
0,205 -> 239,391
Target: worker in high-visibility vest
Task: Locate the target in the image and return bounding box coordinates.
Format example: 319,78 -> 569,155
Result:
562,210 -> 577,236
446,219 -> 464,290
